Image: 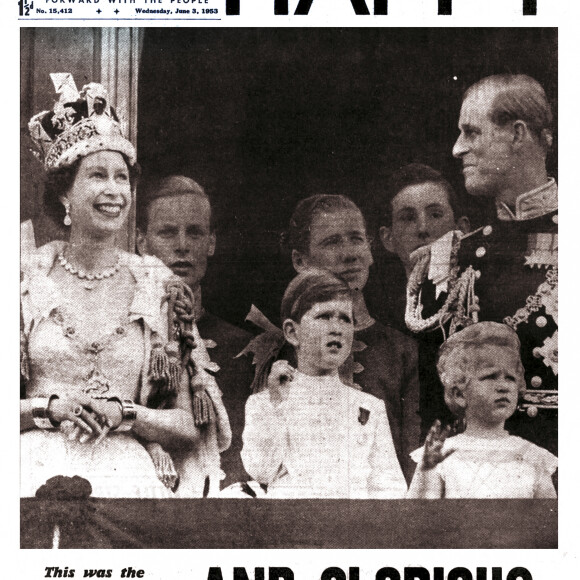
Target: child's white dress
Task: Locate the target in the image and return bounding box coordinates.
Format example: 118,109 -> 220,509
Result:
241,372 -> 407,499
410,433 -> 557,498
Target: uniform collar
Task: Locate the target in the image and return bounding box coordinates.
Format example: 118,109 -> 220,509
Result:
495,178 -> 557,222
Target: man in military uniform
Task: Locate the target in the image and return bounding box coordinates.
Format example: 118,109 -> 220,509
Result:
406,74 -> 557,455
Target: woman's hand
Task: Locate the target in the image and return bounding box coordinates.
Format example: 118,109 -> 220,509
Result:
420,419 -> 454,470
146,442 -> 179,491
268,360 -> 294,406
87,399 -> 123,430
48,395 -> 121,444
48,394 -> 104,442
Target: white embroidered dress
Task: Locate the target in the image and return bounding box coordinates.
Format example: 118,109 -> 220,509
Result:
410,433 -> 557,498
21,241 -> 228,498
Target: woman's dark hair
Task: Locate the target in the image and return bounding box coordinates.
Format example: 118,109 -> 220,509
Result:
43,154 -> 140,225
378,163 -> 460,227
287,194 -> 366,255
281,268 -> 353,323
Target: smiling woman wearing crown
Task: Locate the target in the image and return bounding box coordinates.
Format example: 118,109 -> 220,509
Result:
20,74 -> 231,498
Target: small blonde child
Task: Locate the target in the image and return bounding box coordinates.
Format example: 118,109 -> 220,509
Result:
408,321 -> 557,499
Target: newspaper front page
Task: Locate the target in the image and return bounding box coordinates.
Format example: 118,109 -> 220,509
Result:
8,0 -> 578,578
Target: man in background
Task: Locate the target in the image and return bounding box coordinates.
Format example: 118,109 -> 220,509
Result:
365,163 -> 469,436
138,175 -> 254,488
366,163 -> 469,332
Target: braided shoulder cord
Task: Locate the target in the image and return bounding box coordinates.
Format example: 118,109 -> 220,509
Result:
405,241 -> 480,338
147,278 -> 194,410
162,278 -> 214,427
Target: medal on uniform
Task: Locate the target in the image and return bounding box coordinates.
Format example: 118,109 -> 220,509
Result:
524,233 -> 557,268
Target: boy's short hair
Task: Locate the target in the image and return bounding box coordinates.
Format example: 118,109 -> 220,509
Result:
137,175 -> 214,233
286,194 -> 366,255
281,268 -> 353,323
437,322 -> 525,416
378,163 -> 461,227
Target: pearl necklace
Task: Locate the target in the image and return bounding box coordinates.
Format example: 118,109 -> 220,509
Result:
58,252 -> 121,290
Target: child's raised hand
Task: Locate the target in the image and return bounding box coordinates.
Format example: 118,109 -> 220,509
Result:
421,419 -> 454,470
268,360 -> 295,406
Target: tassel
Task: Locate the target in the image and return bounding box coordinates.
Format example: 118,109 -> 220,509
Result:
149,336 -> 169,383
146,442 -> 179,492
165,341 -> 182,395
192,387 -> 213,427
189,364 -> 214,427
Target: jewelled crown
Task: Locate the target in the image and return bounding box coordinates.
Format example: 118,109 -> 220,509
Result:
28,73 -> 137,171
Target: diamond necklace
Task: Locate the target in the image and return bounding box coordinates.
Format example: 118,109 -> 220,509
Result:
58,252 -> 121,290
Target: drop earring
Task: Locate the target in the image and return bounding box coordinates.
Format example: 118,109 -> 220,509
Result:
64,204 -> 71,226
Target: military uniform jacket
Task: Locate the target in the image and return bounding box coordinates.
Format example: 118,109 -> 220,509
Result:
458,210 -> 557,393
408,180 -> 558,454
458,194 -> 557,453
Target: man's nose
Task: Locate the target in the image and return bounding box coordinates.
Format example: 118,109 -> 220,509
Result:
340,239 -> 363,261
417,213 -> 429,238
452,133 -> 468,158
329,321 -> 343,334
175,231 -> 190,254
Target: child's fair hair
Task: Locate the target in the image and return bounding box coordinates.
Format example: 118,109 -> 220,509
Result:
437,322 -> 525,416
281,268 -> 353,323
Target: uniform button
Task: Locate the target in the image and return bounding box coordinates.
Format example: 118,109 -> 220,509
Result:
536,316 -> 547,328
475,270 -> 481,280
483,225 -> 493,236
533,347 -> 542,358
530,376 -> 542,388
552,214 -> 558,224
527,406 -> 538,418
475,246 -> 486,258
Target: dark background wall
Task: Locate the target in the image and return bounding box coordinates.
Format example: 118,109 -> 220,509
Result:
137,28 -> 557,326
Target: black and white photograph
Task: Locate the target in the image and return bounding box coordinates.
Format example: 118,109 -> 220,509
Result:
15,14 -> 568,570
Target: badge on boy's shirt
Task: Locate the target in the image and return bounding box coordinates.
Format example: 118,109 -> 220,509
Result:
358,407 -> 370,425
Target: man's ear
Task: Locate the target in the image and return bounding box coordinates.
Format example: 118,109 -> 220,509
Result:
208,232 -> 216,257
292,249 -> 309,273
455,216 -> 470,235
283,318 -> 300,348
379,225 -> 395,253
136,229 -> 148,256
512,120 -> 529,148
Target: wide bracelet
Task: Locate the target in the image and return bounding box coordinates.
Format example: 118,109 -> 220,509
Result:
31,395 -> 59,429
107,397 -> 137,432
